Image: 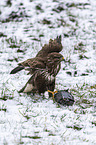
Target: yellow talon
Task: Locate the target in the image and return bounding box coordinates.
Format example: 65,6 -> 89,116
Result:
47,90 -> 58,98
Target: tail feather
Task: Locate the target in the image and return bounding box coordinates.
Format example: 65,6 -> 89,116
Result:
56,35 -> 61,44
10,65 -> 24,74
18,75 -> 35,93
18,83 -> 27,93
18,83 -> 34,93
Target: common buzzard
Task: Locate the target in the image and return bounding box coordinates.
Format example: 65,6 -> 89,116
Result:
10,36 -> 64,94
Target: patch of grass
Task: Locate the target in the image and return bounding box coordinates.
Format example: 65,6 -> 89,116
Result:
48,133 -> 56,136
66,71 -> 72,76
7,57 -> 19,62
5,37 -> 26,49
91,121 -> 96,126
57,18 -> 66,27
39,34 -> 44,37
19,109 -> 31,120
0,103 -> 7,112
6,0 -> 12,7
42,18 -> 51,25
74,42 -> 86,53
66,124 -> 83,130
31,37 -> 41,41
52,5 -> 65,13
90,84 -> 96,89
0,32 -> 7,37
79,54 -> 90,60
1,8 -> 30,23
35,4 -> 44,13
71,83 -> 96,110
66,2 -> 89,9
22,135 -> 42,139
0,81 -> 15,101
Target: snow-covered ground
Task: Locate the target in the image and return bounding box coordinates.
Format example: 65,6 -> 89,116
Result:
0,0 -> 96,144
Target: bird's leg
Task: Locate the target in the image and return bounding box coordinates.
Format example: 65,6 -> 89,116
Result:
48,90 -> 54,98
47,90 -> 58,98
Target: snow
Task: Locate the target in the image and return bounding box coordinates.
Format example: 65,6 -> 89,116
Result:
0,0 -> 96,144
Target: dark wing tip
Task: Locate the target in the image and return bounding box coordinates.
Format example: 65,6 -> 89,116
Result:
10,65 -> 24,74
18,88 -> 24,93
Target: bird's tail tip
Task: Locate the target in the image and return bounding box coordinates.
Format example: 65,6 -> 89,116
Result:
56,35 -> 62,44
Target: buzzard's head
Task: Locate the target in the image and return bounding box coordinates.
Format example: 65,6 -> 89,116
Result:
46,52 -> 64,76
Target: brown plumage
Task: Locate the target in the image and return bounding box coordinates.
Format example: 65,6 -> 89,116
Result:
10,35 -> 62,74
18,53 -> 64,94
46,52 -> 63,76
10,36 -> 63,94
36,35 -> 62,57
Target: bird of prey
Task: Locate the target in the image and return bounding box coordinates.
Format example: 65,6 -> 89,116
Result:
36,35 -> 62,57
10,36 -> 64,94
